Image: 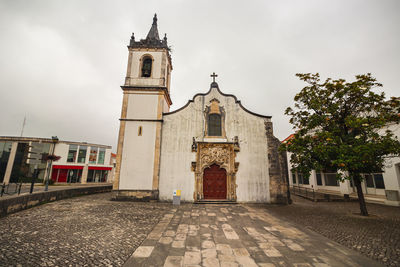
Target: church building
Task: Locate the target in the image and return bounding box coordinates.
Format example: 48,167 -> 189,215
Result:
112,15 -> 289,203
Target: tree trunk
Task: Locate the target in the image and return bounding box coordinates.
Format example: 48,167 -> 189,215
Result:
353,174 -> 369,216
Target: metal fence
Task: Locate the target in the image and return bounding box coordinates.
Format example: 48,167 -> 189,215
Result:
291,185 -> 316,200
290,185 -> 348,202
0,183 -> 23,197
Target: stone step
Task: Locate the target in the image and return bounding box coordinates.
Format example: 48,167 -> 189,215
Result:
194,200 -> 238,204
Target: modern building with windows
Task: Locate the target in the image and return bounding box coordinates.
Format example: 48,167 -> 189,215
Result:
283,128 -> 400,206
0,136 -> 113,185
52,141 -> 113,184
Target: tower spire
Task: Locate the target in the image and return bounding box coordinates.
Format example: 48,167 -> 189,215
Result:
128,14 -> 169,50
152,13 -> 157,25
146,13 -> 160,40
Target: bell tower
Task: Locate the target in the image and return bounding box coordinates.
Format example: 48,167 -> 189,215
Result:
113,14 -> 172,200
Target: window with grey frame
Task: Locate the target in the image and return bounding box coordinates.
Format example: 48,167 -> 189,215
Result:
97,148 -> 105,164
77,146 -> 87,163
303,174 -> 309,185
324,173 -> 339,186
208,114 -> 222,136
365,173 -> 385,189
292,173 -> 296,184
297,173 -> 303,184
316,172 -> 323,185
67,145 -> 78,163
89,147 -> 98,164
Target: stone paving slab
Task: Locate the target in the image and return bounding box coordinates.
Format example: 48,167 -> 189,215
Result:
124,204 -> 382,267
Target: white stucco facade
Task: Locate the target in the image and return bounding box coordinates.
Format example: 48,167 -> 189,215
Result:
118,92 -> 166,190
119,121 -> 157,190
158,87 -> 271,202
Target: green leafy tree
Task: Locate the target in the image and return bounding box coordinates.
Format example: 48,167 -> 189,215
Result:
284,73 -> 400,216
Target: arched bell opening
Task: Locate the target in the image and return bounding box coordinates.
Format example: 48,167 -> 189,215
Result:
140,55 -> 154,78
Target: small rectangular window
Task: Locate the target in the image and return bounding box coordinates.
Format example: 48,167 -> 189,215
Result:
324,173 -> 339,186
87,169 -> 107,182
298,173 -> 304,184
365,174 -> 374,188
97,148 -> 105,164
316,173 -> 322,185
77,146 -> 87,163
373,174 -> 385,189
67,145 -> 78,163
208,114 -> 222,136
292,173 -> 296,184
87,169 -> 94,182
89,147 -> 98,164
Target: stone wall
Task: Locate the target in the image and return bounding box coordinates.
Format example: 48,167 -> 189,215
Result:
0,185 -> 112,218
265,121 -> 290,204
112,189 -> 159,201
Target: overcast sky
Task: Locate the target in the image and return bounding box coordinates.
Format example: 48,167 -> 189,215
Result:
0,0 -> 399,151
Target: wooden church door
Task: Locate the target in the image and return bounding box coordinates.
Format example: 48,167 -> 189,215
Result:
203,164 -> 227,199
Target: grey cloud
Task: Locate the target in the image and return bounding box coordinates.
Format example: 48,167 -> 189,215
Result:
0,0 -> 399,151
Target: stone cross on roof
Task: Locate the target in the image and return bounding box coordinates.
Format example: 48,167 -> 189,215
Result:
210,72 -> 218,83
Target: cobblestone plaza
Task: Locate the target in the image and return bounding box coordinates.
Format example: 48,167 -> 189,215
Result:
0,193 -> 398,266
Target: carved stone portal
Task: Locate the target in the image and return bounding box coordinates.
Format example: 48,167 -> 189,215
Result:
192,142 -> 239,201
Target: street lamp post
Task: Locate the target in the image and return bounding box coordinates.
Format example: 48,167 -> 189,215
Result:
44,136 -> 59,192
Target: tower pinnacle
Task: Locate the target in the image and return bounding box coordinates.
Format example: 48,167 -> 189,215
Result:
146,13 -> 160,40
128,14 -> 169,50
152,13 -> 157,25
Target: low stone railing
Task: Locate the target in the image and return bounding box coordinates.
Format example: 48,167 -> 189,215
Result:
0,185 -> 112,217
